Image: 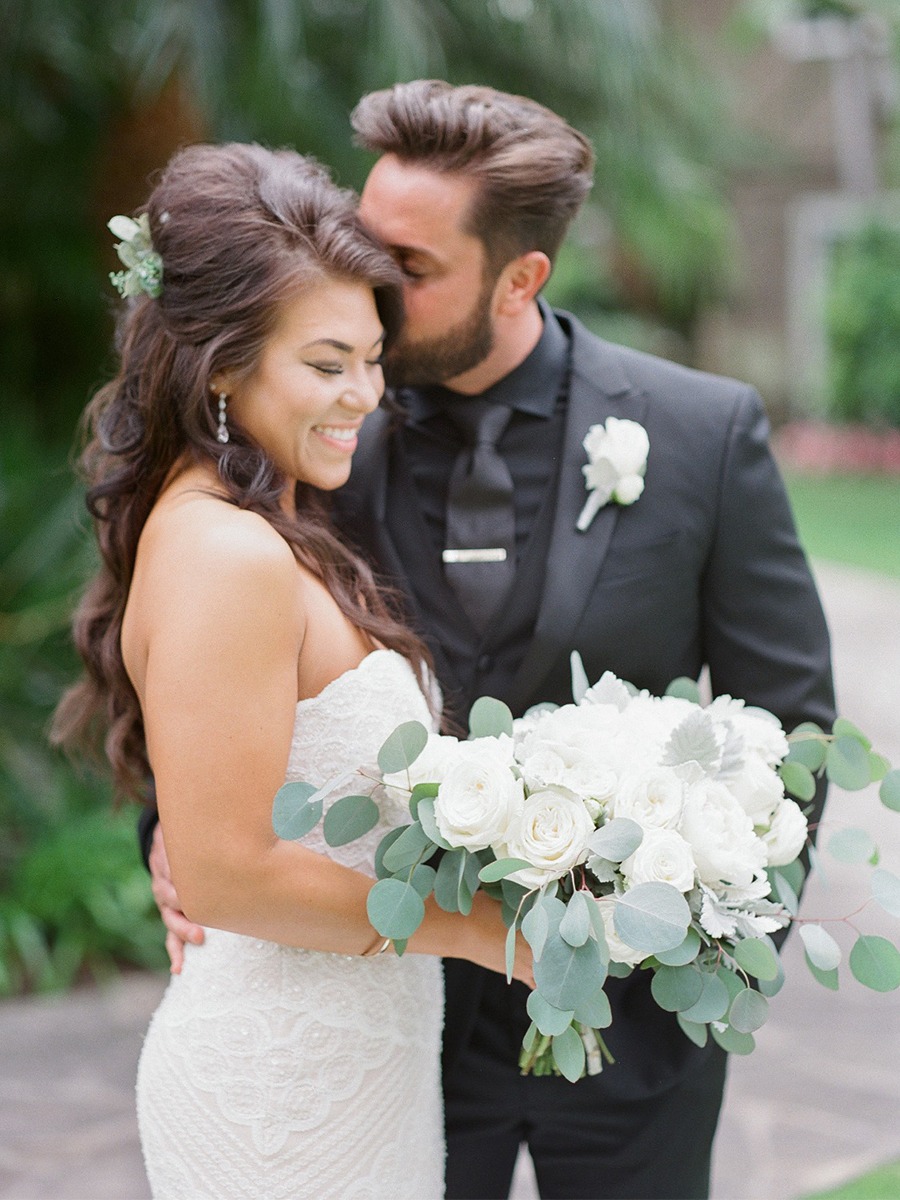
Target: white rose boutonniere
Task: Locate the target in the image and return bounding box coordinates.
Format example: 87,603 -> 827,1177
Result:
576,417 -> 649,531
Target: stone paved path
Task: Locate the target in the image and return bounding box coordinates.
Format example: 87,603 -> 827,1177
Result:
1,562 -> 898,1200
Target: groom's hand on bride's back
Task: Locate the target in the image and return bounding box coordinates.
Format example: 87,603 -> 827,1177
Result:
149,823 -> 205,973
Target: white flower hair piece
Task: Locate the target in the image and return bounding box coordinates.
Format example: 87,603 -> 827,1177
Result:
108,213 -> 163,299
576,417 -> 649,532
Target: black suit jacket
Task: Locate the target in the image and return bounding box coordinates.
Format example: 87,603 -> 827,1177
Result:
334,309 -> 835,1075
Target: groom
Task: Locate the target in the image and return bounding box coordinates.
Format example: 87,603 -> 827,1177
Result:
147,81 -> 835,1199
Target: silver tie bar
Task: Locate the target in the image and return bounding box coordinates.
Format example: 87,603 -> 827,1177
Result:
442,548 -> 508,564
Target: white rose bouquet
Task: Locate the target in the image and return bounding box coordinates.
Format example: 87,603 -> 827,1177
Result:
274,657 -> 900,1082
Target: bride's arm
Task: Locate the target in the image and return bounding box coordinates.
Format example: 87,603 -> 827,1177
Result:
135,506 -> 530,983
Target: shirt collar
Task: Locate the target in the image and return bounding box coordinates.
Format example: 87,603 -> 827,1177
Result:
402,297 -> 568,424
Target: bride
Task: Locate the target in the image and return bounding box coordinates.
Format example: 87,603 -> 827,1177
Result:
53,142 -> 532,1199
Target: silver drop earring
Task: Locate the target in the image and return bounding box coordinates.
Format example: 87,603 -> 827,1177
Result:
216,393 -> 229,444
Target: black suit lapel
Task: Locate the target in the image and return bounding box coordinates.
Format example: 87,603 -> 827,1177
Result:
505,315 -> 649,712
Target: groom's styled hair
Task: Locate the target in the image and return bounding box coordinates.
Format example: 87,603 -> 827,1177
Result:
351,80 -> 595,272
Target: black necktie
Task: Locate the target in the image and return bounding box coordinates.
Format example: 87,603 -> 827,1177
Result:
443,400 -> 516,633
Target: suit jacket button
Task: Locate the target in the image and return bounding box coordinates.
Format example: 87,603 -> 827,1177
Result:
477,654 -> 493,673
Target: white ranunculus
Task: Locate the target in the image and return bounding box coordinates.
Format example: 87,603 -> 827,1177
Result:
761,798 -> 809,867
730,756 -> 785,825
381,733 -> 460,801
679,779 -> 768,888
612,473 -> 645,505
595,898 -> 650,966
433,747 -> 524,852
611,767 -> 685,830
620,828 -> 697,893
496,786 -> 595,888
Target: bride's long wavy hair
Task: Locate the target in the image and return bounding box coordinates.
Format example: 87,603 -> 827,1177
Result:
52,142 -> 431,801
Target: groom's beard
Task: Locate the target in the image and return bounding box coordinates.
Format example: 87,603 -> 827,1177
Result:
384,276 -> 495,389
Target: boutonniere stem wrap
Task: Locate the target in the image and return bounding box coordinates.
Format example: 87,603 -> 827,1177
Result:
576,417 -> 649,532
108,213 -> 163,299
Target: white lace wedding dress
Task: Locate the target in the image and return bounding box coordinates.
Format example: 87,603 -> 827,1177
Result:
136,650 -> 445,1199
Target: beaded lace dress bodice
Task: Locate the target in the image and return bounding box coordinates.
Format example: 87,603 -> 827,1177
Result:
136,651 -> 445,1200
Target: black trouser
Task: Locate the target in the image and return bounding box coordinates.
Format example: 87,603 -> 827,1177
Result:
443,970 -> 728,1200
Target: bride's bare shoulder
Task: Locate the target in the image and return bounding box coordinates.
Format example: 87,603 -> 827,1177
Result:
140,468 -> 294,579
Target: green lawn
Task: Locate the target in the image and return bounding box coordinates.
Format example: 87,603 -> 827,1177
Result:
802,1159 -> 900,1199
784,474 -> 900,579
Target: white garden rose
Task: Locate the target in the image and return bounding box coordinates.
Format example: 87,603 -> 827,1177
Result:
381,733 -> 459,801
518,746 -> 616,805
595,898 -> 650,966
433,746 -> 524,851
707,695 -> 789,765
620,828 -> 697,893
679,779 -> 768,888
497,786 -> 595,888
761,798 -> 809,867
582,418 -> 649,508
611,767 -> 685,830
730,756 -> 786,825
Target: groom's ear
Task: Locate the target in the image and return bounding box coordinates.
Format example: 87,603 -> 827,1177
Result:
493,251 -> 551,317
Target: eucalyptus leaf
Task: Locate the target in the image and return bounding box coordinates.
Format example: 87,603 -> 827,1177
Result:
613,882 -> 691,954
461,852 -> 483,915
785,732 -> 827,773
468,696 -> 514,739
505,919 -> 518,983
650,964 -> 704,1012
677,1015 -> 708,1047
479,857 -> 532,884
710,1025 -> 755,1055
382,822 -> 434,874
409,864 -> 438,900
716,964 -> 746,1004
434,848 -> 467,913
654,927 -> 702,966
573,988 -> 613,1029
551,1025 -> 586,1083
522,902 -> 550,960
559,891 -> 592,948
757,944 -> 786,997
799,923 -> 842,972
588,818 -> 643,863
366,878 -> 425,940
377,721 -> 429,775
322,794 -> 379,847
374,828 -> 405,880
728,987 -> 769,1034
665,676 -> 701,704
779,761 -> 816,803
804,952 -> 840,990
832,717 -> 871,750
849,935 -> 900,992
570,651 -> 590,703
827,827 -> 878,865
415,799 -> 452,851
409,782 -> 439,820
526,989 -> 575,1036
769,869 -> 799,916
678,971 -> 730,1024
584,895 -> 610,962
732,937 -> 779,981
826,735 -> 872,791
880,769 -> 900,812
534,929 -> 607,1011
872,868 -> 900,917
868,752 -> 890,782
272,781 -> 322,840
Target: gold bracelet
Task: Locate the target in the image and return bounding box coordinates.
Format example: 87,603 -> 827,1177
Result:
360,933 -> 391,957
